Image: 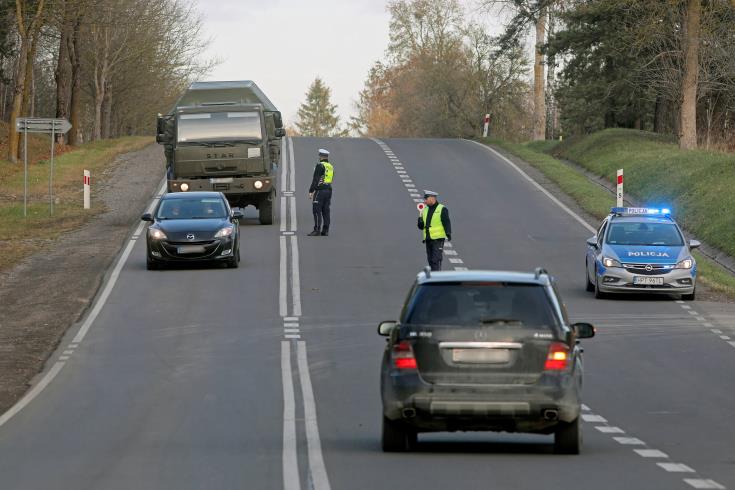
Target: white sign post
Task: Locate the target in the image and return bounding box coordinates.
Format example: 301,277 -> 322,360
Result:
616,169 -> 624,207
482,114 -> 490,138
15,117 -> 73,216
83,170 -> 91,209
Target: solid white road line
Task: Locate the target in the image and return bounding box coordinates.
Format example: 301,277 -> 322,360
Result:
280,236 -> 288,317
282,342 -> 301,490
582,414 -> 607,423
0,361 -> 65,428
297,342 -> 332,490
290,236 -> 302,317
288,137 -> 296,192
467,140 -> 596,234
280,197 -> 288,233
281,137 -> 288,194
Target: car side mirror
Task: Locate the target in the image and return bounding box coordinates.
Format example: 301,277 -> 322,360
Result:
572,322 -> 595,339
378,321 -> 397,336
232,210 -> 244,221
141,213 -> 153,222
275,128 -> 286,138
586,237 -> 598,248
689,239 -> 701,249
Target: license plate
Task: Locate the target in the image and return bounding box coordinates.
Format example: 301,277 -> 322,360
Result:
177,245 -> 206,254
452,348 -> 509,364
633,276 -> 664,285
209,177 -> 233,184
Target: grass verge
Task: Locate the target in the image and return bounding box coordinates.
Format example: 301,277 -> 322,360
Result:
479,133 -> 735,300
0,136 -> 153,271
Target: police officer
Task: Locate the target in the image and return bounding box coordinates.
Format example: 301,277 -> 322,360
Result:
308,148 -> 334,236
417,190 -> 451,271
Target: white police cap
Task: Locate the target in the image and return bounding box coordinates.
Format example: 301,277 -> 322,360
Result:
423,190 -> 438,197
318,148 -> 330,156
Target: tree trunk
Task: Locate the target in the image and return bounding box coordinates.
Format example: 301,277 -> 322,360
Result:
532,7 -> 547,141
679,0 -> 700,150
102,81 -> 112,139
68,13 -> 82,146
55,0 -> 72,144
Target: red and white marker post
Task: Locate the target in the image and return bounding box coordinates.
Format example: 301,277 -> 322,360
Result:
616,169 -> 623,207
83,170 -> 91,209
482,114 -> 490,138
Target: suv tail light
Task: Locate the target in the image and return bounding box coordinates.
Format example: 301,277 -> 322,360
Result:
544,342 -> 570,371
393,341 -> 418,370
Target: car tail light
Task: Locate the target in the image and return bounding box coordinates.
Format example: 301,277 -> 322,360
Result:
544,342 -> 570,371
393,341 -> 417,370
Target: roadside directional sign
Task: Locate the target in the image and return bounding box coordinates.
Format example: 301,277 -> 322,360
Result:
16,117 -> 73,217
15,117 -> 72,134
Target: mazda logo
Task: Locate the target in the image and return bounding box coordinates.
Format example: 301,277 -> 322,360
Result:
645,264 -> 653,272
186,234 -> 195,241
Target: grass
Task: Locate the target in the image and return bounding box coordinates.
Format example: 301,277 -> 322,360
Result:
478,130 -> 735,299
0,134 -> 153,271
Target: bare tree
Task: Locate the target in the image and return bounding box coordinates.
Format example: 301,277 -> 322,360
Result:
8,0 -> 46,162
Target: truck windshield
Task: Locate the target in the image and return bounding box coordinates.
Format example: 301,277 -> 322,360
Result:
177,111 -> 262,142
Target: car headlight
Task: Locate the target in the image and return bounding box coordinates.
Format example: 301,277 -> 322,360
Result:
254,180 -> 263,189
602,257 -> 622,268
180,183 -> 189,192
215,226 -> 234,238
148,228 -> 167,240
675,258 -> 693,269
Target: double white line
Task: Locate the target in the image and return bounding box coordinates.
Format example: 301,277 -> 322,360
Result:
280,137 -> 331,490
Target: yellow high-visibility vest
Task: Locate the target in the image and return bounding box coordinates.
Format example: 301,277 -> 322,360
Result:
422,204 -> 447,240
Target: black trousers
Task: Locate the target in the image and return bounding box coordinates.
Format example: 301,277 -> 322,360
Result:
425,238 -> 445,271
312,188 -> 332,232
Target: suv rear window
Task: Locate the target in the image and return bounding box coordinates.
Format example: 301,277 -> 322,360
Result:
403,282 -> 559,328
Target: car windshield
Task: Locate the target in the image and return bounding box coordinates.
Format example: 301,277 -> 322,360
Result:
156,198 -> 227,219
177,111 -> 262,142
606,221 -> 683,246
403,282 -> 559,328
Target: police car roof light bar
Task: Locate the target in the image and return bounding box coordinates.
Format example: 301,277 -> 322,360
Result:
611,207 -> 672,217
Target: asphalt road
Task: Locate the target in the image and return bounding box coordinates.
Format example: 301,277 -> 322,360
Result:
0,136 -> 733,490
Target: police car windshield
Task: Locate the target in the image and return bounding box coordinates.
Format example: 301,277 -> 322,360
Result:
404,282 -> 558,328
157,198 -> 227,220
606,222 -> 684,246
177,111 -> 262,143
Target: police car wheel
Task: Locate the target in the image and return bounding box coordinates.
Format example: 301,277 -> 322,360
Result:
585,261 -> 594,292
594,269 -> 607,299
682,289 -> 696,301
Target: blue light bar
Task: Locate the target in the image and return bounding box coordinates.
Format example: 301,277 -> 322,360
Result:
611,207 -> 672,217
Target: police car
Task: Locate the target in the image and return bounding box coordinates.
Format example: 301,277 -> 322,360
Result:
585,207 -> 700,300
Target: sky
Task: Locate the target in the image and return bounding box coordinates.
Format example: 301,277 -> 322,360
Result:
194,0 -> 505,129
194,0 -> 392,127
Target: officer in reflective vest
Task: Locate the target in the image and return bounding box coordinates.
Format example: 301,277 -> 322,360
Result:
417,190 -> 452,271
308,148 -> 334,236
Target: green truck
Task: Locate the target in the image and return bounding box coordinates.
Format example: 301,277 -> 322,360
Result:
156,81 -> 285,224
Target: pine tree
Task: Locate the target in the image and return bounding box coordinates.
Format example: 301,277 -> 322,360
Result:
295,78 -> 341,137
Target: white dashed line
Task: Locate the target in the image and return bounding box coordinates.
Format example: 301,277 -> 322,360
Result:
285,334 -> 301,339
63,350 -> 73,355
59,356 -> 69,361
635,449 -> 668,458
728,341 -> 735,348
284,323 -> 299,328
413,199 -> 423,203
285,317 -> 298,322
284,329 -> 300,334
444,242 -> 453,248
582,414 -> 607,423
676,300 -> 685,304
454,267 -> 469,271
443,249 -> 458,256
720,336 -> 731,340
581,404 -> 591,411
688,310 -> 698,316
613,437 -> 645,445
448,258 -> 464,264
696,317 -> 706,322
684,479 -> 726,489
657,463 -> 695,473
681,305 -> 692,310
595,426 -> 625,434
711,329 -> 723,334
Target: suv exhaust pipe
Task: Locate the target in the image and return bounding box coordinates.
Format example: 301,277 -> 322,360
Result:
402,408 -> 416,419
543,409 -> 558,421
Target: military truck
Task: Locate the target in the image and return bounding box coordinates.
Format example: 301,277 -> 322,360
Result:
156,81 -> 285,224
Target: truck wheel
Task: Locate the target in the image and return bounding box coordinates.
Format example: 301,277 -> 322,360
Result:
554,417 -> 582,455
381,416 -> 417,452
259,193 -> 274,225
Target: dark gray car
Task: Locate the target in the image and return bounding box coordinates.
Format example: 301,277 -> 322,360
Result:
378,268 -> 595,453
